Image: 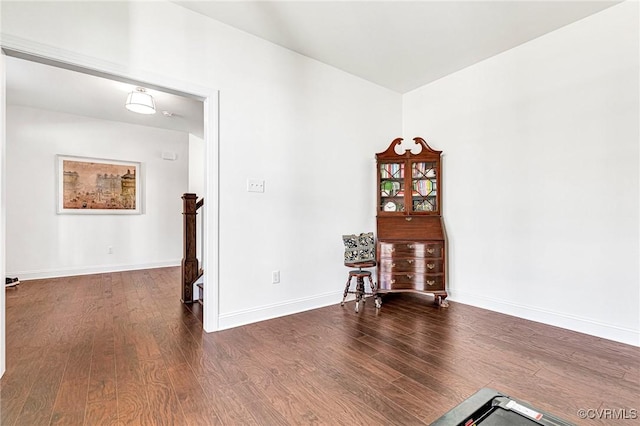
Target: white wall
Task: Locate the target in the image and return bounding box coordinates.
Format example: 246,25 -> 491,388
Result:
5,106 -> 189,278
0,53 -> 7,375
188,133 -> 205,196
403,2 -> 639,346
0,1 -> 402,332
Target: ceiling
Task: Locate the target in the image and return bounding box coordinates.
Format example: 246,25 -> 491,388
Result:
5,55 -> 205,138
174,0 -> 619,93
5,1 -> 619,135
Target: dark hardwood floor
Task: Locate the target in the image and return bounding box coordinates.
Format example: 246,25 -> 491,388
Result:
1,267 -> 638,425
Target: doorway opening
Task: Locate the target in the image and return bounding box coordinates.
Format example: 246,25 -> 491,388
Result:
1,47 -> 220,376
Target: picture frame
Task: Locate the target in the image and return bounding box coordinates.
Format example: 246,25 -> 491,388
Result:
57,155 -> 142,214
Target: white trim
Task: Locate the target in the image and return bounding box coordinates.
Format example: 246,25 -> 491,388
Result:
0,34 -> 208,101
1,49 -> 7,378
449,290 -> 640,347
218,291 -> 344,331
0,36 -> 221,342
202,93 -> 220,333
6,260 -> 181,281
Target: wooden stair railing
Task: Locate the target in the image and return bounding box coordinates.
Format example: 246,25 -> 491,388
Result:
181,193 -> 204,304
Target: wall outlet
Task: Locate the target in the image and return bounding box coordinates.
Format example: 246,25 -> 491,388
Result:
272,270 -> 280,284
247,178 -> 265,193
108,246 -> 113,254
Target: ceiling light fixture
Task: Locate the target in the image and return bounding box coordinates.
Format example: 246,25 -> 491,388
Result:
125,87 -> 156,114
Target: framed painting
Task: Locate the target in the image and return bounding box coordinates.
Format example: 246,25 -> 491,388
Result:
57,155 -> 142,214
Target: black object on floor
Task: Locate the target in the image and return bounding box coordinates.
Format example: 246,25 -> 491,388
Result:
431,388 -> 575,426
5,277 -> 20,287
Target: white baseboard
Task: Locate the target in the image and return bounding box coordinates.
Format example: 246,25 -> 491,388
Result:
218,291 -> 344,331
449,290 -> 639,347
7,260 -> 181,281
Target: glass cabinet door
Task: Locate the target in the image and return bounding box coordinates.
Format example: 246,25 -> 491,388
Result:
379,162 -> 405,213
411,161 -> 438,213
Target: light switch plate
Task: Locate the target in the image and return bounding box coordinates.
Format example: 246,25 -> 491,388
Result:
247,178 -> 265,193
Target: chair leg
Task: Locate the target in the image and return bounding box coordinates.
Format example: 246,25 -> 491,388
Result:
367,275 -> 381,309
340,275 -> 352,306
359,276 -> 366,304
342,272 -> 377,312
355,276 -> 366,312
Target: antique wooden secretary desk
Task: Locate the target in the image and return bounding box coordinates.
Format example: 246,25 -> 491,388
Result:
376,137 -> 448,307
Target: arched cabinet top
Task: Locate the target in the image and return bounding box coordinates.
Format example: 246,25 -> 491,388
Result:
376,137 -> 442,159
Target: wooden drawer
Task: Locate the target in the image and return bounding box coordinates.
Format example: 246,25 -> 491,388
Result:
377,216 -> 444,240
379,273 -> 445,291
378,241 -> 443,258
379,258 -> 443,273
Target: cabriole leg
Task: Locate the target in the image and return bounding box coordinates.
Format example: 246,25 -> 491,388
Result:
436,295 -> 449,308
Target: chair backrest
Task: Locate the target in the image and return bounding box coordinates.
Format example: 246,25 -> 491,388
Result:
342,232 -> 375,264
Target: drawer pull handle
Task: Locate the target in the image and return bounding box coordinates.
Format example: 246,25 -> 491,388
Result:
405,217 -> 412,221
407,274 -> 413,279
407,244 -> 414,249
407,260 -> 413,264
390,279 -> 396,284
426,248 -> 435,254
426,280 -> 435,286
427,264 -> 435,270
390,247 -> 396,252
391,263 -> 396,267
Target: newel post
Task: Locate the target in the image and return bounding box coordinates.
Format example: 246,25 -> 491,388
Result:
181,193 -> 199,303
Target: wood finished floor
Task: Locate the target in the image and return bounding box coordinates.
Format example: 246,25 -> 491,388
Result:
1,267 -> 638,425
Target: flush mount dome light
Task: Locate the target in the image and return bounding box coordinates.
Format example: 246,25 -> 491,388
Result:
125,87 -> 156,114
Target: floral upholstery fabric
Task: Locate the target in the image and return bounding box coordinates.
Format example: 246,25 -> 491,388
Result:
342,232 -> 375,263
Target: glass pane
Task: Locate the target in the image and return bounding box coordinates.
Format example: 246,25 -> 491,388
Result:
411,162 -> 437,212
380,162 -> 404,180
380,162 -> 405,212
